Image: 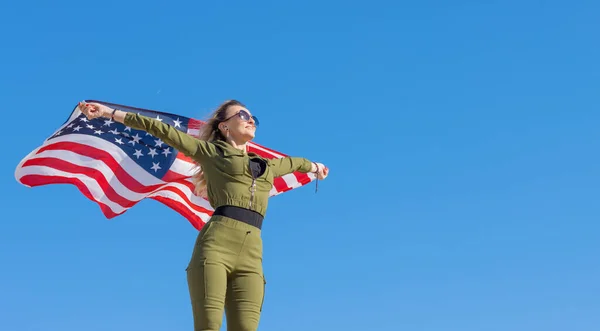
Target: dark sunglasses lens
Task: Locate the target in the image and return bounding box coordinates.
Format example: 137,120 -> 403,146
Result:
238,110 -> 259,126
238,110 -> 250,121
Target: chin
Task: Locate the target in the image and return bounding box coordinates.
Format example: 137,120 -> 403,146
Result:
244,129 -> 256,140
240,133 -> 255,142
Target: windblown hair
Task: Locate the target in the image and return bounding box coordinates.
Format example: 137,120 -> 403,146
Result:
191,99 -> 245,197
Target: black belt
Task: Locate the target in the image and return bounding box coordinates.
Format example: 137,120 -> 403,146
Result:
212,205 -> 264,229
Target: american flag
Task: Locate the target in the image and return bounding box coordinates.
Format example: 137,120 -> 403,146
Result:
14,100 -> 315,230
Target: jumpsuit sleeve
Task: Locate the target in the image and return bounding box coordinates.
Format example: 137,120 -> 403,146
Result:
123,112 -> 216,161
268,156 -> 313,178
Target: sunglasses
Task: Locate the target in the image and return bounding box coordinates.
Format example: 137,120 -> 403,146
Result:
224,109 -> 259,127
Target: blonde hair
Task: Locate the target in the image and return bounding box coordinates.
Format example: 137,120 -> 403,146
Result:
191,99 -> 245,197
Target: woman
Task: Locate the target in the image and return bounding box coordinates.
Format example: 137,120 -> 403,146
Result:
78,100 -> 329,331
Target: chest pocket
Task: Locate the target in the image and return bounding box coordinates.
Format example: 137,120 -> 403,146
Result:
219,154 -> 246,175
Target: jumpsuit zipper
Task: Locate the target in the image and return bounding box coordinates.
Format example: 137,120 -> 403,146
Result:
249,179 -> 256,208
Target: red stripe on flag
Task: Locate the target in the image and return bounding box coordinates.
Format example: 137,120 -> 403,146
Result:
172,179 -> 196,192
157,184 -> 213,215
188,118 -> 204,130
293,172 -> 312,186
248,143 -> 287,157
22,156 -> 212,217
22,157 -> 136,208
272,177 -> 291,192
176,152 -> 195,163
163,169 -> 189,182
37,142 -> 163,193
18,174 -> 122,218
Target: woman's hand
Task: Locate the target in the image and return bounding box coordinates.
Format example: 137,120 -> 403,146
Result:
312,162 -> 329,180
78,101 -> 113,120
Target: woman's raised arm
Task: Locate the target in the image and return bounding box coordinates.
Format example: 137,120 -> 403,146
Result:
78,102 -> 216,160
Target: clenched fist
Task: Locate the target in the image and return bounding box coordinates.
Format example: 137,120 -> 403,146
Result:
312,162 -> 329,180
78,102 -> 113,120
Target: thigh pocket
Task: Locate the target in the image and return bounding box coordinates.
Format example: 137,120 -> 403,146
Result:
203,259 -> 210,299
186,259 -> 224,302
260,275 -> 267,311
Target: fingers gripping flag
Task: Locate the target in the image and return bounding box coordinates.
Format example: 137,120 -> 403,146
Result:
14,100 -> 316,230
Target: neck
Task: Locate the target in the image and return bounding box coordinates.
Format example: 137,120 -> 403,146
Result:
226,137 -> 248,153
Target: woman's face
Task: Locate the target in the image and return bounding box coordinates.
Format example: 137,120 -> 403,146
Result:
220,105 -> 259,142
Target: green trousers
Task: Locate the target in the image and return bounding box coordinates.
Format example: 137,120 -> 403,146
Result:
186,216 -> 266,331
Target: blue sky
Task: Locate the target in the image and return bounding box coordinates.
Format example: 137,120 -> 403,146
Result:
2,0 -> 599,330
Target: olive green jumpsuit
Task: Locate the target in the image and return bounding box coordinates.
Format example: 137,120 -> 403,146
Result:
124,113 -> 313,331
